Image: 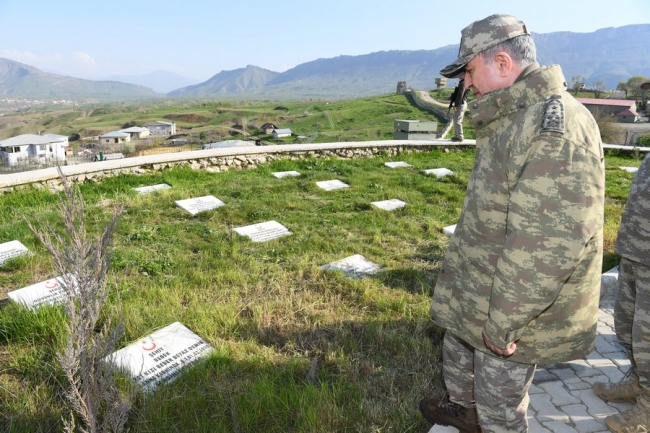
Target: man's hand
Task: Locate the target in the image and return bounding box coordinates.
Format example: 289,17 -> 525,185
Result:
483,332 -> 517,357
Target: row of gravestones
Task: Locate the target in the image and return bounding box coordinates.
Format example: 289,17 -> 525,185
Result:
0,162 -> 637,391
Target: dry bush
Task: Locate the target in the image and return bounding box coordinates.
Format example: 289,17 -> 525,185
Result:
23,168 -> 133,433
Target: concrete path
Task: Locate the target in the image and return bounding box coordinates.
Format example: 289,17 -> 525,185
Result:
427,295 -> 631,433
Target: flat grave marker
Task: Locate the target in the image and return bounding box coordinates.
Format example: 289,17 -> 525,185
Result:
108,322 -> 213,391
233,220 -> 292,242
316,180 -> 350,191
443,224 -> 457,237
272,171 -> 301,178
321,254 -> 382,278
620,166 -> 639,173
385,161 -> 412,168
371,199 -> 406,211
134,183 -> 172,194
0,240 -> 32,266
424,168 -> 455,178
7,275 -> 74,309
175,195 -> 225,216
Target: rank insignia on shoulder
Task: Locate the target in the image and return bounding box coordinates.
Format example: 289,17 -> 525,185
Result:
541,94 -> 564,134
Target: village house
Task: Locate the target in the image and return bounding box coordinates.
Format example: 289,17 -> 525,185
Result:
272,128 -> 292,138
144,120 -> 176,136
120,126 -> 151,139
0,133 -> 68,166
261,123 -> 277,134
576,98 -> 638,120
99,131 -> 131,146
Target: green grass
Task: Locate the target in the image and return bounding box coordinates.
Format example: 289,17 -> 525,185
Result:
0,147 -> 643,432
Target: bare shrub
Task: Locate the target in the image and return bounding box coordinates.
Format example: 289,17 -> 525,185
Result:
593,113 -> 626,144
23,168 -> 133,433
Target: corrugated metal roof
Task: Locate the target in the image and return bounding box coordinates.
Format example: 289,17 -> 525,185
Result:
0,133 -> 67,147
120,127 -> 149,133
576,98 -> 634,107
101,131 -> 130,138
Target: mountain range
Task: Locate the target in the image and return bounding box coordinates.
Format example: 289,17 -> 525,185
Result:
1,24 -> 649,102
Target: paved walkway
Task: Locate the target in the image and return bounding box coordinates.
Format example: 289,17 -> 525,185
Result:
429,289 -> 631,432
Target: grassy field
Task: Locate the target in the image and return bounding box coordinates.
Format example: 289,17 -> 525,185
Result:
0,145 -> 643,432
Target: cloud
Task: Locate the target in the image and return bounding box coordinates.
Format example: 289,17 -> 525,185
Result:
72,51 -> 96,66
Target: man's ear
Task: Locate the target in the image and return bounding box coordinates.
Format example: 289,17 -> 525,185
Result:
494,52 -> 513,77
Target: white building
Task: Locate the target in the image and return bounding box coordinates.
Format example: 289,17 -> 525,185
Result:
99,131 -> 131,146
120,126 -> 151,139
144,121 -> 176,136
272,128 -> 292,138
0,133 -> 68,166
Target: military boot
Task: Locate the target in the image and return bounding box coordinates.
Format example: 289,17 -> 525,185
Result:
419,396 -> 482,433
593,369 -> 641,404
604,393 -> 650,433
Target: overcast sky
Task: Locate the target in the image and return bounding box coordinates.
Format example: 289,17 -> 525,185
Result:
0,0 -> 648,82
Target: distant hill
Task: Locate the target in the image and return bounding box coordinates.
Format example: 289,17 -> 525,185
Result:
1,24 -> 648,101
106,70 -> 199,94
169,24 -> 650,99
167,65 -> 280,97
0,58 -> 162,101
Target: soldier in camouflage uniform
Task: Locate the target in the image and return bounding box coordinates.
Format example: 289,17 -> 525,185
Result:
593,153 -> 650,432
418,14 -> 605,433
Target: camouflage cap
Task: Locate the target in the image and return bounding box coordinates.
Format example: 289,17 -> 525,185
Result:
440,14 -> 529,78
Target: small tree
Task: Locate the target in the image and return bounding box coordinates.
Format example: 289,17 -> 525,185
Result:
571,75 -> 586,95
617,81 -> 629,99
23,168 -> 133,433
591,80 -> 607,99
592,113 -> 625,145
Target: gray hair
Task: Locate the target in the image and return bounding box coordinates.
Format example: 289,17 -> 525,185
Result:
481,34 -> 537,68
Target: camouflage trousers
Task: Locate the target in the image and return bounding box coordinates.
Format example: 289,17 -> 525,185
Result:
443,332 -> 536,433
614,258 -> 650,393
453,103 -> 467,139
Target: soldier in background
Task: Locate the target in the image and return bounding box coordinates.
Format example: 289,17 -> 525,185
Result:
419,14 -> 605,433
593,152 -> 650,432
449,78 -> 469,142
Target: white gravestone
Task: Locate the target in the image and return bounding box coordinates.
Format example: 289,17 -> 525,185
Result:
620,166 -> 638,173
233,220 -> 292,242
0,240 -> 32,266
428,425 -> 460,433
175,195 -> 225,216
371,199 -> 407,211
316,180 -> 350,191
443,224 -> 457,237
272,171 -> 301,178
321,254 -> 381,278
7,275 -> 77,309
134,183 -> 172,194
107,322 -> 213,391
385,161 -> 412,168
424,168 -> 455,178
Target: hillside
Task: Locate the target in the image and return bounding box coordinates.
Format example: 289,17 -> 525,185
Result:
1,24 -> 649,101
0,58 -> 162,101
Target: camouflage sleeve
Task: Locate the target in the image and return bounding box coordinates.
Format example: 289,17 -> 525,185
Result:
482,135 -> 604,349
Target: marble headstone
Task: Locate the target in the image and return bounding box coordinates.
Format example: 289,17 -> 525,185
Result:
107,322 -> 213,391
272,171 -> 301,178
175,195 -> 225,216
0,240 -> 32,266
233,220 -> 292,242
371,199 -> 407,211
385,161 -> 412,168
7,275 -> 75,309
424,168 -> 455,178
321,254 -> 381,278
134,183 -> 171,194
316,180 -> 350,191
443,224 -> 457,237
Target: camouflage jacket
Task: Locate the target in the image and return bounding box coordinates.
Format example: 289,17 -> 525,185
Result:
431,63 -> 605,364
615,152 -> 650,266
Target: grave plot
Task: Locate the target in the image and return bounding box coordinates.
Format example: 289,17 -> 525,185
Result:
7,275 -> 77,309
107,322 -> 213,391
0,240 -> 32,266
134,183 -> 172,194
175,195 -> 225,216
233,220 -> 292,242
316,180 -> 350,191
371,199 -> 406,211
385,161 -> 412,168
443,224 -> 457,236
620,166 -> 639,173
424,168 -> 454,178
321,254 -> 382,278
272,171 -> 301,178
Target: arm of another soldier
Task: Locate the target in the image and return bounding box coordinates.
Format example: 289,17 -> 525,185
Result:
482,134 -> 604,351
